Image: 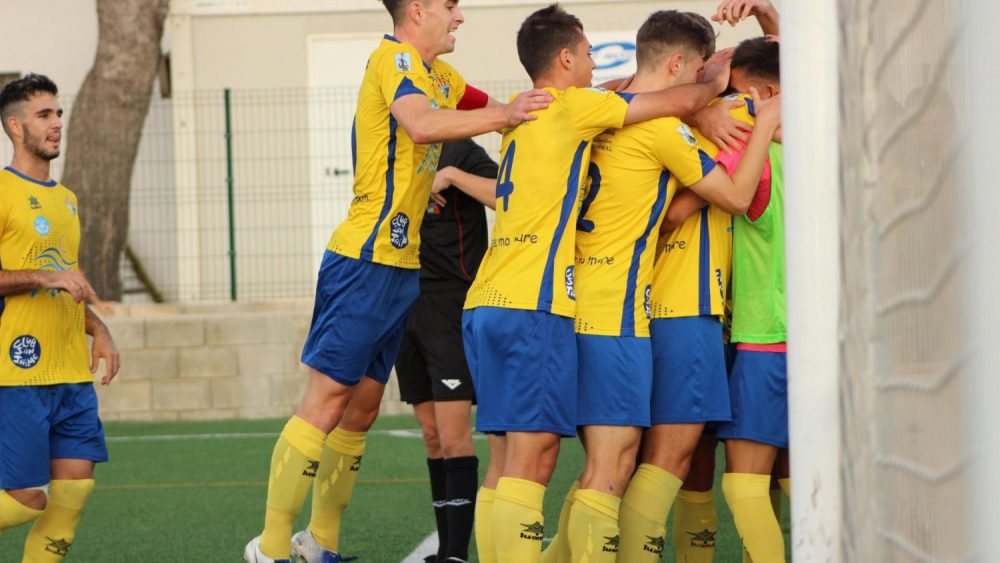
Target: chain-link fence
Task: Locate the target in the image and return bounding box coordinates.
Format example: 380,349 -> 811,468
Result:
1,80 -> 530,302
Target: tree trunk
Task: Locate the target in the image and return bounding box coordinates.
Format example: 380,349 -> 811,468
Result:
63,0 -> 169,300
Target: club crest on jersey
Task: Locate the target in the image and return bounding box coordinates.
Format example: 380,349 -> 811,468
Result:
565,266 -> 576,300
644,284 -> 652,319
34,216 -> 50,236
676,124 -> 697,147
28,196 -> 41,210
395,52 -> 412,72
390,212 -> 410,249
10,335 -> 41,369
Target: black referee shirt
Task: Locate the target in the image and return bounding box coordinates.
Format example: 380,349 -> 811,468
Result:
419,139 -> 498,288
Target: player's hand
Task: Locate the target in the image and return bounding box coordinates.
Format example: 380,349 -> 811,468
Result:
430,166 -> 455,207
750,87 -> 781,132
713,0 -> 775,26
504,89 -> 553,126
90,324 -> 120,385
38,270 -> 97,304
689,100 -> 753,154
702,48 -> 734,94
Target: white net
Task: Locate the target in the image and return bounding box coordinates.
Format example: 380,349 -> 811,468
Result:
838,1 -> 967,561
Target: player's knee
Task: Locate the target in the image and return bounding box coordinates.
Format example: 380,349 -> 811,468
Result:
438,426 -> 474,458
340,402 -> 381,432
10,486 -> 48,511
421,424 -> 442,453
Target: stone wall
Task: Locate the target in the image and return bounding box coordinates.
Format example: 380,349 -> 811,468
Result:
94,302 -> 408,421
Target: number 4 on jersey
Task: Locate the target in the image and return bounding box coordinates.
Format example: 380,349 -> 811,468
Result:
495,141 -> 516,211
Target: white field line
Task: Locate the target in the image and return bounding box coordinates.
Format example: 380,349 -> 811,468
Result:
106,428 -> 483,443
400,531 -> 438,563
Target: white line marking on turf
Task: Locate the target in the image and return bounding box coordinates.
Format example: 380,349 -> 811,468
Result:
106,429 -> 484,443
400,531 -> 438,563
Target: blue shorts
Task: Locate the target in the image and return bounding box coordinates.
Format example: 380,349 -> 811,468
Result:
463,307 -> 577,436
716,349 -> 788,448
576,334 -> 651,427
0,384 -> 108,489
301,251 -> 419,386
650,317 -> 731,424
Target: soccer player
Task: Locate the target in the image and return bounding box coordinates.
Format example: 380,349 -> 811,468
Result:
0,73 -> 121,562
461,4 -> 738,562
714,35 -> 788,563
548,10 -> 777,562
666,3 -> 782,561
244,0 -> 552,561
395,138 -> 497,563
663,34 -> 786,563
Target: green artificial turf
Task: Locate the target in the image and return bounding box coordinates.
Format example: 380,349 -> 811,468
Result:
0,415 -> 789,561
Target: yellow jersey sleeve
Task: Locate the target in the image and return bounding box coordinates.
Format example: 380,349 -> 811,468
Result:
374,41 -> 434,107
565,87 -> 632,138
0,168 -> 90,386
328,37 -> 465,269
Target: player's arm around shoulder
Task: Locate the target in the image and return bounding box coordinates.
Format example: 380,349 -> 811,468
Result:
390,89 -> 552,144
686,94 -> 755,154
685,88 -> 780,214
622,49 -> 733,126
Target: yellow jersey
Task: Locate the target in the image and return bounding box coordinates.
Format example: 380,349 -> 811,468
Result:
0,167 -> 90,386
650,94 -> 756,319
575,117 -> 717,336
465,87 -> 631,317
328,35 -> 467,269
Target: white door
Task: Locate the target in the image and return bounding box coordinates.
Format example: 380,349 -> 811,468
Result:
306,33 -> 383,265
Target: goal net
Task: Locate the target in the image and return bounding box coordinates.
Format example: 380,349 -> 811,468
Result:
836,1 -> 967,561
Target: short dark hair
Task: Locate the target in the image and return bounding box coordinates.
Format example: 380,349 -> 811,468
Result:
731,37 -> 780,83
0,73 -> 57,135
516,4 -> 584,81
381,0 -> 419,26
636,11 -> 716,72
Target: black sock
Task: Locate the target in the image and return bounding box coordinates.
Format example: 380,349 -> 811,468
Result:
443,456 -> 479,561
428,458 -> 449,559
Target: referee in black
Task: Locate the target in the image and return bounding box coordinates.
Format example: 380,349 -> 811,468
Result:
395,138 -> 497,563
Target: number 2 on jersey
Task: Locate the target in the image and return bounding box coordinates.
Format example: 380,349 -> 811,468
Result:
495,141 -> 516,212
577,162 -> 601,232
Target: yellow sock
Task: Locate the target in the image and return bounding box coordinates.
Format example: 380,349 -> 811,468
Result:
722,473 -> 786,563
493,477 -> 546,563
260,416 -> 326,559
778,478 -> 791,501
568,489 -> 621,563
22,479 -> 94,562
672,488 -> 717,563
475,487 -> 496,563
618,464 -> 681,562
0,491 -> 44,533
541,480 -> 577,563
308,427 -> 367,552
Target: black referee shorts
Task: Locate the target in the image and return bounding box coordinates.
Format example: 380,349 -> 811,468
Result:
396,286 -> 477,404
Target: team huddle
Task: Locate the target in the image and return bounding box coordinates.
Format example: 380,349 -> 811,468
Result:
0,0 -> 787,562
239,0 -> 789,563
241,0 -> 788,562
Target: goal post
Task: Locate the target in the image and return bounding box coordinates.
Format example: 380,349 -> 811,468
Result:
782,1 -> 842,561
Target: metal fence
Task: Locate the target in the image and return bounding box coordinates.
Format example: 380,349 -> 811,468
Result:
1,81 -> 529,302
